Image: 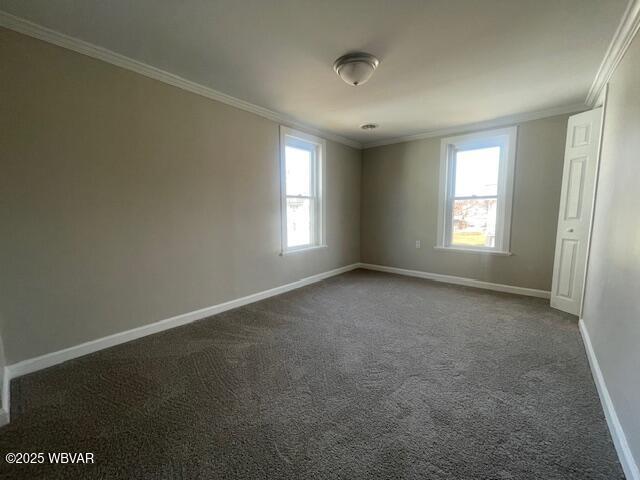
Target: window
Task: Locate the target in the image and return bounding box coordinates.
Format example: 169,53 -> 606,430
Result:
436,127 -> 517,254
280,127 -> 326,254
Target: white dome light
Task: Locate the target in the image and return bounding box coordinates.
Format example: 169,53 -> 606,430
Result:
333,52 -> 380,87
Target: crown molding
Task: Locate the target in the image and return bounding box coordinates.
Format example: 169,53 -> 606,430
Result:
0,11 -> 362,150
586,0 -> 640,106
362,103 -> 587,149
5,4 -> 633,150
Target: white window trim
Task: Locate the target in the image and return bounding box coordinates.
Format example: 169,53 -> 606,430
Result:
436,126 -> 517,255
279,126 -> 327,255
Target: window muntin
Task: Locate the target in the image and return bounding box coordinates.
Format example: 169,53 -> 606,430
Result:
280,127 -> 325,253
437,127 -> 516,253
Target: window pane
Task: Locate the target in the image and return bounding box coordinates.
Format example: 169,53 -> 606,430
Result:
287,197 -> 311,247
452,198 -> 497,247
455,146 -> 500,197
285,146 -> 312,196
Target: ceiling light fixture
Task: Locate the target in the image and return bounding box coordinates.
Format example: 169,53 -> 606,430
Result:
360,123 -> 378,130
333,52 -> 380,86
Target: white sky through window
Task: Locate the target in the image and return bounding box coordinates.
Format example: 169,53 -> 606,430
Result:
285,146 -> 311,196
455,146 -> 500,197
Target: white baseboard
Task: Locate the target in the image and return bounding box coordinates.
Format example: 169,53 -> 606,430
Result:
2,262 -> 360,421
358,263 -> 551,299
579,318 -> 639,480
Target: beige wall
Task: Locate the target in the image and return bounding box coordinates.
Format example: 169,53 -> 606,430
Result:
0,28 -> 361,364
582,34 -> 640,465
360,115 -> 570,291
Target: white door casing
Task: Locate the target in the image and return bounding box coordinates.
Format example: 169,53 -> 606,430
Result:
550,108 -> 603,316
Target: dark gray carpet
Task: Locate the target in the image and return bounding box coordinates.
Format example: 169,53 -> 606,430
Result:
0,269 -> 624,479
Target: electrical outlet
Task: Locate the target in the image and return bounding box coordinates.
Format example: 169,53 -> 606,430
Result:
415,240 -> 421,249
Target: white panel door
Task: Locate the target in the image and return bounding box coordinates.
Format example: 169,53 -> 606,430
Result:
550,108 -> 602,315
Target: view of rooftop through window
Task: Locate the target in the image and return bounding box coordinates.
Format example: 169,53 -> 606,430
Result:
452,146 -> 500,247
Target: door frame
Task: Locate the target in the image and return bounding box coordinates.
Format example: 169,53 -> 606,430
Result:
577,86 -> 608,318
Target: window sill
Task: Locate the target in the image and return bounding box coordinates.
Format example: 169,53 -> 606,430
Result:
280,245 -> 328,256
434,246 -> 512,256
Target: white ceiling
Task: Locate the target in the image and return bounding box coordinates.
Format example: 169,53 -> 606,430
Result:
0,0 -> 627,145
